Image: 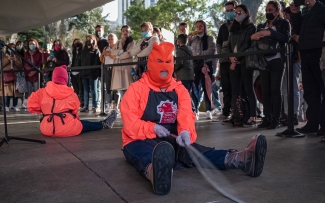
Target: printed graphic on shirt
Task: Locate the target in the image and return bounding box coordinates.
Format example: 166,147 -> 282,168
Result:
157,100 -> 178,124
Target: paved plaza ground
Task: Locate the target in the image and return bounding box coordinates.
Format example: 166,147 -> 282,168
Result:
0,110 -> 324,203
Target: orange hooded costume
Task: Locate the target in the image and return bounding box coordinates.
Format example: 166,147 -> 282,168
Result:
27,65 -> 83,137
120,42 -> 197,147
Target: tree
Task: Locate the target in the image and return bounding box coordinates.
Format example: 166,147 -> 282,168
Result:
124,0 -> 213,41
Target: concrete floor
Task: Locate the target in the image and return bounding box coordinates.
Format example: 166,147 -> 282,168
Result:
0,110 -> 325,203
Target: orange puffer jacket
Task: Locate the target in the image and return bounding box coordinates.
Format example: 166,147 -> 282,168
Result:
27,81 -> 83,137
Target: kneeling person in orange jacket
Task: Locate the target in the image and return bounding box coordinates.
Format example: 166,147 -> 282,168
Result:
120,42 -> 268,195
27,65 -> 116,137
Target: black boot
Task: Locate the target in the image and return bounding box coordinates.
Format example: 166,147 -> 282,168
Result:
267,119 -> 281,129
224,134 -> 267,177
145,141 -> 175,195
258,117 -> 271,128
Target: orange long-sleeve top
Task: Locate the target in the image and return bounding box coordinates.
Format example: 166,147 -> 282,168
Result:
120,72 -> 197,147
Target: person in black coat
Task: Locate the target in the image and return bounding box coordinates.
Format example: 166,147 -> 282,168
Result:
227,4 -> 257,127
79,35 -> 101,113
290,0 -> 325,136
251,0 -> 291,129
71,38 -> 84,107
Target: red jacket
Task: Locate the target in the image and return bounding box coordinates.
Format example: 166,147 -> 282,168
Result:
120,73 -> 197,147
27,81 -> 83,137
24,50 -> 42,83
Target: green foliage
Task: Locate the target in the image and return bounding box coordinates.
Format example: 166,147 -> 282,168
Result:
18,27 -> 44,45
124,0 -> 213,41
68,7 -> 110,36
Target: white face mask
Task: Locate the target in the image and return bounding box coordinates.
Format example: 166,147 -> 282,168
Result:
197,33 -> 204,38
235,14 -> 247,23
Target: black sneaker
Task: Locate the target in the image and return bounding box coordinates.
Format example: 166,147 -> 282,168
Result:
151,141 -> 175,195
244,119 -> 257,127
258,118 -> 271,128
296,125 -> 318,134
102,110 -> 117,129
267,119 -> 281,129
222,118 -> 232,125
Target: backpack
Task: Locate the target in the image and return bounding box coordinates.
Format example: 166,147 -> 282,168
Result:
231,96 -> 250,126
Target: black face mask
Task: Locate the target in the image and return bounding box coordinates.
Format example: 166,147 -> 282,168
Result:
75,42 -> 82,48
86,40 -> 92,47
266,13 -> 275,21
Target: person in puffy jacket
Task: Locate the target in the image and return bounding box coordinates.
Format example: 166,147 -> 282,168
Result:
27,65 -> 116,137
120,42 -> 267,196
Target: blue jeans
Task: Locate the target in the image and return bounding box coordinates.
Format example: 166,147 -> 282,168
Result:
212,81 -> 221,110
80,120 -> 103,133
123,140 -> 227,176
282,62 -> 301,115
5,96 -> 18,107
82,78 -> 98,109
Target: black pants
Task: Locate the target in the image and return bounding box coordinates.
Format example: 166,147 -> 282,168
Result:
300,48 -> 325,129
220,62 -> 232,116
259,58 -> 284,120
230,63 -> 256,117
71,74 -> 84,107
193,61 -> 213,112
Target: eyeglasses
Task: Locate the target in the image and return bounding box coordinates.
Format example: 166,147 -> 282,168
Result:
235,11 -> 243,15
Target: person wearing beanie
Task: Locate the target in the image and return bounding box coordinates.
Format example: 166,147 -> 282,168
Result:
120,42 -> 268,195
27,65 -> 117,137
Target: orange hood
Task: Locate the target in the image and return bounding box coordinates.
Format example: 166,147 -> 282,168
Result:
45,81 -> 75,100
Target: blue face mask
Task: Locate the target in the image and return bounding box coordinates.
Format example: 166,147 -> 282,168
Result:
29,45 -> 36,51
142,32 -> 150,38
226,11 -> 235,21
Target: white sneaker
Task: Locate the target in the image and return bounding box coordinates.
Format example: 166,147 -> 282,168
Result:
21,104 -> 26,109
14,106 -> 20,111
206,111 -> 212,120
5,107 -> 9,112
211,108 -> 221,116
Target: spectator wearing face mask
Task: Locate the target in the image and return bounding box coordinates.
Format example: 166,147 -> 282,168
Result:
189,20 -> 216,120
217,1 -> 238,120
15,41 -> 25,58
227,4 -> 257,127
95,25 -> 108,109
45,39 -> 69,82
290,0 -> 325,138
15,40 -> 27,108
95,25 -> 109,53
24,38 -> 42,97
79,35 -> 101,113
129,22 -> 160,78
251,0 -> 291,129
71,38 -> 84,108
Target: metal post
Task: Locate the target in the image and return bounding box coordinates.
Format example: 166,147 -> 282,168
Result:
276,43 -> 305,138
98,63 -> 107,116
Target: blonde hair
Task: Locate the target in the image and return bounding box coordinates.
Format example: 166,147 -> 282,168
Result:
140,22 -> 153,31
107,33 -> 118,43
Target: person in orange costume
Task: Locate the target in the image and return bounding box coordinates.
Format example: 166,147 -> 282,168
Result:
27,65 -> 117,137
120,42 -> 268,195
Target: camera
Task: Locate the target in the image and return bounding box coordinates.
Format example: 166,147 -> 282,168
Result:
294,0 -> 305,6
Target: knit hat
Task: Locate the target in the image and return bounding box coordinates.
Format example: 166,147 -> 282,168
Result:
52,65 -> 68,85
147,42 -> 174,87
